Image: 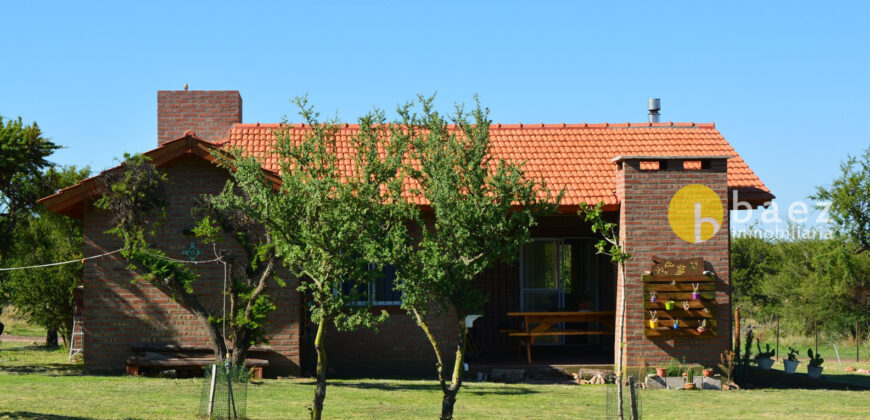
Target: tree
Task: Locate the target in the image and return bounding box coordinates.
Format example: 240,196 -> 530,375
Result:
392,97 -> 559,420
579,202 -> 630,419
5,166 -> 90,346
731,230 -> 782,314
0,116 -> 60,254
811,146 -> 870,253
219,97 -> 408,420
95,153 -> 281,365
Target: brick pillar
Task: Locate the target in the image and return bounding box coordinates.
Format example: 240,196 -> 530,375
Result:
157,90 -> 242,144
614,156 -> 732,368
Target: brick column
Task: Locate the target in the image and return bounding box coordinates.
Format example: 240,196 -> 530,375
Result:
614,156 -> 731,368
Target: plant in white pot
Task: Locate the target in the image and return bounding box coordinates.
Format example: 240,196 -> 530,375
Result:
783,347 -> 800,374
807,349 -> 824,379
754,340 -> 776,370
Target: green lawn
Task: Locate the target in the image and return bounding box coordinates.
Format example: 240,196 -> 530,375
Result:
2,342 -> 870,419
0,306 -> 47,337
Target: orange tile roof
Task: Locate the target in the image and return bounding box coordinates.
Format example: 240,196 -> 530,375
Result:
223,122 -> 773,208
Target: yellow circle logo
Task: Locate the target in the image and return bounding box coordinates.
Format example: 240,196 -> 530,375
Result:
667,184 -> 723,243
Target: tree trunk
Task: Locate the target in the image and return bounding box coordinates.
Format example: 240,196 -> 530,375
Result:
231,329 -> 250,367
440,319 -> 467,420
615,263 -> 628,419
46,329 -> 59,347
311,318 -> 328,420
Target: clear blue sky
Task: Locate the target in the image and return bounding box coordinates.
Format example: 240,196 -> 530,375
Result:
2,1 -> 868,233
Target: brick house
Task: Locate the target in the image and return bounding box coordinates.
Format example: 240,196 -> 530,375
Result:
39,90 -> 773,377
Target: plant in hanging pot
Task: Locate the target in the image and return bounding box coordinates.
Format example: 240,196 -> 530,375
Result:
664,300 -> 676,310
648,310 -> 659,329
691,282 -> 701,300
807,349 -> 824,379
783,347 -> 800,374
649,291 -> 657,303
754,340 -> 776,370
684,367 -> 696,390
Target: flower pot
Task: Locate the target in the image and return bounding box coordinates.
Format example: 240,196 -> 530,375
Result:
664,301 -> 675,310
672,321 -> 679,330
649,320 -> 658,329
650,296 -> 656,303
807,366 -> 824,379
691,292 -> 700,300
684,383 -> 697,390
783,359 -> 799,374
655,367 -> 666,377
697,327 -> 707,334
756,357 -> 774,370
702,369 -> 713,377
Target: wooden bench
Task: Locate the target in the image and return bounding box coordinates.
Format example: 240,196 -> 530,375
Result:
125,345 -> 269,379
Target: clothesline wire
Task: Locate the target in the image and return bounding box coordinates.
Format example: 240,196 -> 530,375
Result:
0,249 -> 124,272
0,247 -> 225,272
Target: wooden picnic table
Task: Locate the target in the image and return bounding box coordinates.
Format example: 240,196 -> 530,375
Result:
504,311 -> 616,363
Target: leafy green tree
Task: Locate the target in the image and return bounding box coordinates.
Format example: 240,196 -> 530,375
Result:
731,231 -> 782,314
392,97 -> 559,420
0,116 -> 60,253
95,153 -> 281,365
811,146 -> 870,253
579,202 -> 630,419
5,166 -> 89,345
218,97 -> 408,420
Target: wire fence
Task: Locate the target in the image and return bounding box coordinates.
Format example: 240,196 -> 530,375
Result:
736,309 -> 865,366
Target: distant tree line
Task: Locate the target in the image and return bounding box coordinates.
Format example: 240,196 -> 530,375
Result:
732,146 -> 870,339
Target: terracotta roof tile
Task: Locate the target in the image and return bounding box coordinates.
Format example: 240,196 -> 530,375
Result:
224,122 -> 772,208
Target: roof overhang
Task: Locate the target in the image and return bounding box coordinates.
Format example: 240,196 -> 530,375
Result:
38,133 -> 281,219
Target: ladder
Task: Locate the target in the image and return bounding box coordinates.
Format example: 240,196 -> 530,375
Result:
68,310 -> 83,362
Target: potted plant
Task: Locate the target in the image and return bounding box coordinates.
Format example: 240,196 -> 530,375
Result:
649,291 -> 657,303
807,349 -> 824,379
648,311 -> 659,329
664,300 -> 676,310
702,366 -> 713,377
783,347 -> 800,374
691,283 -> 701,300
697,319 -> 707,334
672,318 -> 679,330
754,341 -> 775,370
682,300 -> 691,311
666,358 -> 682,377
684,367 -> 696,390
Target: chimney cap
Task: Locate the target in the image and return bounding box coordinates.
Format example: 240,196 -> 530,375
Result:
648,98 -> 661,112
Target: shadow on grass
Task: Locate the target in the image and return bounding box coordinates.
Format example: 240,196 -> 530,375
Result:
318,380 -> 540,395
0,412 -> 93,419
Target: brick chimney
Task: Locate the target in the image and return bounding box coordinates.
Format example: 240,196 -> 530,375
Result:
157,89 -> 242,145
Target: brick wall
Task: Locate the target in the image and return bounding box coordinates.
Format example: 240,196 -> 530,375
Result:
615,157 -> 731,368
82,156 -> 301,376
157,90 -> 242,144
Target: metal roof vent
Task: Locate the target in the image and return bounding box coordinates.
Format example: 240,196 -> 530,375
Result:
648,98 -> 661,123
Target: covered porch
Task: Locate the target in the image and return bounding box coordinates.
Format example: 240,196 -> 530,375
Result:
467,215 -> 618,367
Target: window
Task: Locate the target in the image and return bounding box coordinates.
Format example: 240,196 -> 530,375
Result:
341,264 -> 402,306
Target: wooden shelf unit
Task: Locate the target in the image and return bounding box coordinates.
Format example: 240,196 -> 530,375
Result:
643,272 -> 717,338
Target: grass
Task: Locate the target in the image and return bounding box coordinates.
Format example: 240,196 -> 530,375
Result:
2,341 -> 870,419
0,306 -> 47,337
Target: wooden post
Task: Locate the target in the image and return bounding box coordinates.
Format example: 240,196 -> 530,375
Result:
628,376 -> 639,420
776,317 -> 780,361
734,307 -> 741,352
207,364 -> 217,417
858,321 -> 861,363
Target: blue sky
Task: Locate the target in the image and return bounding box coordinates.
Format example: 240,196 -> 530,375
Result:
1,1 -> 868,233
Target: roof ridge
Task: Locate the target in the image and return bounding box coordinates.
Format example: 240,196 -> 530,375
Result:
231,122 -> 717,130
